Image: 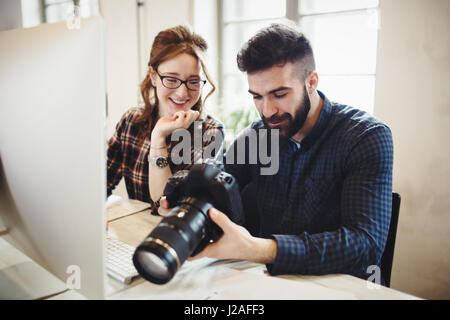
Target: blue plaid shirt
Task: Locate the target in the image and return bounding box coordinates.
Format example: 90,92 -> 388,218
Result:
224,91 -> 393,280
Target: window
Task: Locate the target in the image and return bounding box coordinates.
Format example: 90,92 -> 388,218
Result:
216,0 -> 379,137
217,0 -> 288,137
43,0 -> 99,23
298,0 -> 379,114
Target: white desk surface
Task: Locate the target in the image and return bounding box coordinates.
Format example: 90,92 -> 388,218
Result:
0,237 -> 68,300
99,210 -> 420,300
2,196 -> 419,300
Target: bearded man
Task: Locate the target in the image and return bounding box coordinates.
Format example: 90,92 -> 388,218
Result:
190,24 -> 394,283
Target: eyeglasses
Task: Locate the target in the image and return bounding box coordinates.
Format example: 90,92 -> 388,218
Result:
156,70 -> 206,91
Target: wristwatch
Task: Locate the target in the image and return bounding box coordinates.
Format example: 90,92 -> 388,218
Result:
149,156 -> 169,168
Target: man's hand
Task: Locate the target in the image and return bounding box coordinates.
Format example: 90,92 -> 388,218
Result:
189,207 -> 277,264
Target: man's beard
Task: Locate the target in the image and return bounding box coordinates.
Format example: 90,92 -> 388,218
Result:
262,85 -> 311,141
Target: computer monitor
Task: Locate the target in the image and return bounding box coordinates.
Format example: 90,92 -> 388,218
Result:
0,17 -> 107,299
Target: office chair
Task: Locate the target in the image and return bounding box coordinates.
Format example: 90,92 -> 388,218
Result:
380,192 -> 401,287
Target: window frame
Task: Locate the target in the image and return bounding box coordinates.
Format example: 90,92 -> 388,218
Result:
42,0 -> 99,23
216,0 -> 380,115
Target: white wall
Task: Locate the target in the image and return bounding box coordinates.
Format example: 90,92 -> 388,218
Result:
99,0 -> 140,139
374,0 -> 450,299
138,0 -> 193,81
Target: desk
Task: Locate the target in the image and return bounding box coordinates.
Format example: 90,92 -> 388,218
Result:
1,198 -> 420,300
0,237 -> 68,299
102,210 -> 420,300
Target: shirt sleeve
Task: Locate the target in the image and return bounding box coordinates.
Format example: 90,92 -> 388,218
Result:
223,126 -> 255,191
106,112 -> 130,197
181,117 -> 225,168
266,125 -> 394,278
200,119 -> 225,164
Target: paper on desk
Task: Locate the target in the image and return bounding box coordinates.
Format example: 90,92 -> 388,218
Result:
106,195 -> 151,222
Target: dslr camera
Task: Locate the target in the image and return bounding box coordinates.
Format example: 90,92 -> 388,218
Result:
132,162 -> 245,284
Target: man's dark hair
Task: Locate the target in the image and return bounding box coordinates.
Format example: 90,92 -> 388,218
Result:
237,23 -> 315,80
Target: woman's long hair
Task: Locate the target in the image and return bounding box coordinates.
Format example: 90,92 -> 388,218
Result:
136,25 -> 216,139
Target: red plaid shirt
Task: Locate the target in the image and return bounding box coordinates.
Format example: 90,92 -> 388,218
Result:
107,107 -> 224,212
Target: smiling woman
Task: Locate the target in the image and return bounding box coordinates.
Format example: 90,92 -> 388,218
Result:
150,53 -> 204,117
106,25 -> 224,215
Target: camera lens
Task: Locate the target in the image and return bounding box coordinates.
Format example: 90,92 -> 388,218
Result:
132,198 -> 213,284
134,250 -> 169,281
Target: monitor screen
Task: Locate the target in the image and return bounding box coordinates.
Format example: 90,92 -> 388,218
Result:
0,17 -> 107,299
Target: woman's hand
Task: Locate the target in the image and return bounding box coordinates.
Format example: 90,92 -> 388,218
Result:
157,196 -> 171,216
151,110 -> 199,145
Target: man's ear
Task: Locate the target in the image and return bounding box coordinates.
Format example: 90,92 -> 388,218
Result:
306,71 -> 319,94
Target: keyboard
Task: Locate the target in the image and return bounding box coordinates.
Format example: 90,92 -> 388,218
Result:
106,236 -> 140,284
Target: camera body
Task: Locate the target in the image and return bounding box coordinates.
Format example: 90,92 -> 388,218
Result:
133,162 -> 245,284
163,162 -> 245,254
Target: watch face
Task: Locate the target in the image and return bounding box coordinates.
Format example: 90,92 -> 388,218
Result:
155,157 -> 169,168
